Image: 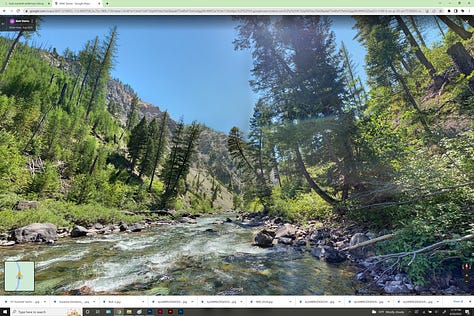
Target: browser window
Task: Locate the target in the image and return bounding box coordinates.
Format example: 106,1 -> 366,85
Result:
0,1 -> 472,316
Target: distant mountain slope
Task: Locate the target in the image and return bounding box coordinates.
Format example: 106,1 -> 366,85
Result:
105,78 -> 244,208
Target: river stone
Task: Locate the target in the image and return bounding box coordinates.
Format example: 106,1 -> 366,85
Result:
275,223 -> 296,239
255,229 -> 275,248
119,223 -> 128,231
384,280 -> 410,294
14,200 -> 40,211
225,217 -> 232,223
13,223 -> 57,243
152,210 -> 176,218
278,237 -> 293,245
180,217 -> 197,224
311,245 -> 346,264
92,223 -> 104,230
128,223 -> 143,232
349,233 -> 375,259
217,287 -> 244,295
0,240 -> 15,246
71,225 -> 89,238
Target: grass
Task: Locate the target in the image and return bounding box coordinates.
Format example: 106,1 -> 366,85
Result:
0,199 -> 144,232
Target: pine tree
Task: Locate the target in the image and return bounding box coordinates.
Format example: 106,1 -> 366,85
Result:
161,121 -> 201,208
148,111 -> 168,191
126,95 -> 139,130
86,26 -> 118,121
234,16 -> 347,205
127,116 -> 148,177
139,118 -> 159,178
76,37 -> 99,107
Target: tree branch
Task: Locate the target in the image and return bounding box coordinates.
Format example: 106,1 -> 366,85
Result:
368,233 -> 474,262
342,233 -> 396,251
350,181 -> 474,211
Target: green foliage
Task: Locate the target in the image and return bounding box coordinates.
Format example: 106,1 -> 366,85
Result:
0,200 -> 143,232
161,121 -> 202,208
29,162 -> 60,198
190,197 -> 212,214
0,130 -> 26,191
272,188 -> 333,223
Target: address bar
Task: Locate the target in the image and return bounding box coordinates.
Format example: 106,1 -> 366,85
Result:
24,7 -> 447,15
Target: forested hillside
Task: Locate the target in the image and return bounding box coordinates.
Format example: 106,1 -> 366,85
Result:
228,16 -> 473,290
0,15 -> 472,294
0,25 -> 236,233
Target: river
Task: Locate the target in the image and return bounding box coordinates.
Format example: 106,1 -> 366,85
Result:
0,214 -> 362,295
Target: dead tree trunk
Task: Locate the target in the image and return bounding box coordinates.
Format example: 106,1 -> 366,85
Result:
395,16 -> 437,76
437,16 -> 472,40
0,30 -> 24,74
463,15 -> 474,28
447,42 -> 474,93
295,145 -> 338,205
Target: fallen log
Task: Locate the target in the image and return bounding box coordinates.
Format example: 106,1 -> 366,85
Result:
368,233 -> 474,265
341,233 -> 396,251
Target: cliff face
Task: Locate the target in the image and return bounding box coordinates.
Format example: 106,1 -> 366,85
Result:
106,78 -> 244,208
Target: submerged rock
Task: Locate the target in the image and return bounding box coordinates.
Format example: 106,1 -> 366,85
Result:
12,223 -> 57,243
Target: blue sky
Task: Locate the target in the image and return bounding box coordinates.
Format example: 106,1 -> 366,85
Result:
29,16 -> 367,133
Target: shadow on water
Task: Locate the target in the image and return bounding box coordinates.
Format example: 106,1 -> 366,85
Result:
0,214 -> 362,295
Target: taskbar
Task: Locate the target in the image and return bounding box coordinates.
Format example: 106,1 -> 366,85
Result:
0,307 -> 473,316
1,296 -> 472,308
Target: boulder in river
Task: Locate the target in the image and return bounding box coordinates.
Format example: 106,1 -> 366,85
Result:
12,223 -> 57,243
71,225 -> 89,238
254,229 -> 275,248
119,223 -> 128,231
128,223 -> 144,232
277,237 -> 293,245
275,223 -> 297,239
179,217 -> 197,224
311,245 -> 346,264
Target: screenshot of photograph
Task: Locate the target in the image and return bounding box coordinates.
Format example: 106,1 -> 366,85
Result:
0,14 -> 472,300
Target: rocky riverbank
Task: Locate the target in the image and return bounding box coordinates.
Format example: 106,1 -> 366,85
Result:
241,212 -> 472,295
0,210 -> 470,295
0,212 -> 199,246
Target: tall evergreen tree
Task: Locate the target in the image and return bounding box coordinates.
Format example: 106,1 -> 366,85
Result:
86,26 -> 118,121
139,118 -> 159,178
148,112 -> 169,191
126,95 -> 139,131
161,121 -> 201,208
234,16 -> 356,205
127,116 -> 148,177
76,37 -> 99,107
